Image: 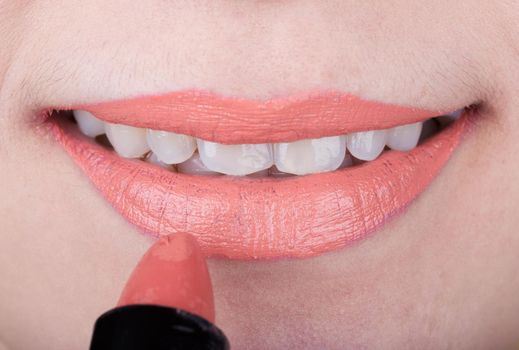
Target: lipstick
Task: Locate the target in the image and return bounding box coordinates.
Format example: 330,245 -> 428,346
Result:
89,233 -> 229,349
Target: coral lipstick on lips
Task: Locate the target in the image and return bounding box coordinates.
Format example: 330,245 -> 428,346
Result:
75,90 -> 436,144
51,90 -> 468,259
90,233 -> 229,349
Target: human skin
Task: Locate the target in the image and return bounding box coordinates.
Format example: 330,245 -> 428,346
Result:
1,0 -> 519,349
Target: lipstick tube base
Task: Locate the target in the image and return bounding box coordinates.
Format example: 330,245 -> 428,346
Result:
90,304 -> 229,350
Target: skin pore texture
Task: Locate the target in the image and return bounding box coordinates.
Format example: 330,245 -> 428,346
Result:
1,0 -> 519,349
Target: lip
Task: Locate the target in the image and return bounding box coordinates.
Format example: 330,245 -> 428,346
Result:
74,90 -> 441,144
49,90 -> 467,259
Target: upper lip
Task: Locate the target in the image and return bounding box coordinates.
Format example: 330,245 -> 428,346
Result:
49,89 -> 468,260
72,90 -> 443,144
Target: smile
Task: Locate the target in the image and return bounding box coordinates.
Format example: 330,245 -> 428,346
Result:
47,90 -> 469,259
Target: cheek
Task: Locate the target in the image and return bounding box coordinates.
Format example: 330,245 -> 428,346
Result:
0,112 -> 152,346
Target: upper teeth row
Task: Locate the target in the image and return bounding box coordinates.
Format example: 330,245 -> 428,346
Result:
74,110 -> 424,176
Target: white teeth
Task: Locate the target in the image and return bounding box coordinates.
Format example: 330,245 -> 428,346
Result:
146,130 -> 196,164
73,110 -> 105,137
105,123 -> 150,158
346,130 -> 388,161
197,140 -> 273,176
274,136 -> 346,175
176,152 -> 222,176
386,122 -> 423,152
70,109 -> 452,176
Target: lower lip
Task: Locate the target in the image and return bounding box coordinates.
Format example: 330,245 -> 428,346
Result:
50,114 -> 467,260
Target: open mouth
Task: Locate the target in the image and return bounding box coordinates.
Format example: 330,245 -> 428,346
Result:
46,90 -> 470,259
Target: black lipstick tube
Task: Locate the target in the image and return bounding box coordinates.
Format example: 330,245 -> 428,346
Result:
90,304 -> 230,350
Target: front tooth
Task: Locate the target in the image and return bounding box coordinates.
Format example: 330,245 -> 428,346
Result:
146,130 -> 196,164
386,122 -> 423,152
274,136 -> 346,175
197,140 -> 273,176
105,123 -> 150,158
177,152 -> 221,176
346,130 -> 387,161
73,110 -> 105,137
